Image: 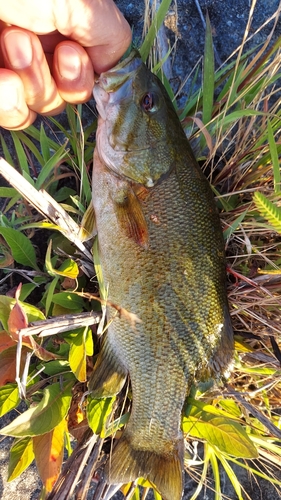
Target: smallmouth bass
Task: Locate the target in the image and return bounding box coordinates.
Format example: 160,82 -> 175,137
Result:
89,50 -> 233,500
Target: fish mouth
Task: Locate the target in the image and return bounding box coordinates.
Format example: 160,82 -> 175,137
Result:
93,50 -> 143,118
97,50 -> 142,93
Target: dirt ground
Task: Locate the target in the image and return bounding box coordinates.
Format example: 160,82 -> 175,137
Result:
0,0 -> 281,499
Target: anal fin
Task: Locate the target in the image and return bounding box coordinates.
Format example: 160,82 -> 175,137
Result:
88,336 -> 127,398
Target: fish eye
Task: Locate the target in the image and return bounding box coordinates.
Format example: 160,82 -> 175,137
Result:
141,92 -> 159,113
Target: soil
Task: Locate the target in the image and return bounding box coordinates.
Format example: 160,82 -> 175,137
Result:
1,1 -> 281,499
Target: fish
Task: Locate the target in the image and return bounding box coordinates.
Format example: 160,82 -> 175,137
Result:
88,49 -> 233,500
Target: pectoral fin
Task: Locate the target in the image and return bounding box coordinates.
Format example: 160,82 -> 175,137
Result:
113,187 -> 149,249
88,336 -> 127,398
79,202 -> 97,242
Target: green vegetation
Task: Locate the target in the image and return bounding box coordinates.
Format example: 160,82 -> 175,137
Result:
0,0 -> 281,498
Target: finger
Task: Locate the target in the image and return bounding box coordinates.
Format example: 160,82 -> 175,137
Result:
0,0 -> 132,74
52,41 -> 94,103
0,1 -> 54,33
1,27 -> 65,115
0,69 -> 37,130
53,0 -> 132,73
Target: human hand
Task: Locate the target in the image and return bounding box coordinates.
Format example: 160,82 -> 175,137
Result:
0,0 -> 132,130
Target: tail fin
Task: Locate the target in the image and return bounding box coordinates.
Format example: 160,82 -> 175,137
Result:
106,432 -> 184,500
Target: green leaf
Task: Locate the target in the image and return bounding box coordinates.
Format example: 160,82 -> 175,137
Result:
186,398 -> 241,421
8,437 -> 35,481
253,191 -> 281,233
87,395 -> 115,437
0,227 -> 39,270
54,187 -> 76,202
45,277 -> 59,317
19,283 -> 38,302
42,360 -> 70,376
202,13 -> 215,125
51,292 -> 85,311
0,381 -> 73,437
0,187 -> 18,198
0,383 -> 20,417
182,415 -> 258,458
218,399 -> 241,418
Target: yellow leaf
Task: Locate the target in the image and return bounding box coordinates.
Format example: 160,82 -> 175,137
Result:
68,327 -> 93,382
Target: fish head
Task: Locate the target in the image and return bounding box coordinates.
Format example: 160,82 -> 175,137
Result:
94,50 -> 185,188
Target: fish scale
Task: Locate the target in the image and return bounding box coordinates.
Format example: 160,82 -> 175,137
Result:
89,50 -> 233,500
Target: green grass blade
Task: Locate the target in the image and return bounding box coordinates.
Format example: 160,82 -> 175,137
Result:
0,134 -> 14,165
15,130 -> 45,167
267,119 -> 280,194
216,452 -> 243,500
190,443 -> 211,500
35,142 -> 69,189
24,124 -> 64,155
215,108 -> 267,129
209,447 -> 221,500
10,132 -> 30,176
202,13 -> 214,125
39,123 -> 51,163
223,210 -> 248,240
139,0 -> 172,62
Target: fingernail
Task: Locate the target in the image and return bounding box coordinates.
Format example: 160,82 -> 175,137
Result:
57,45 -> 82,80
3,31 -> 33,69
